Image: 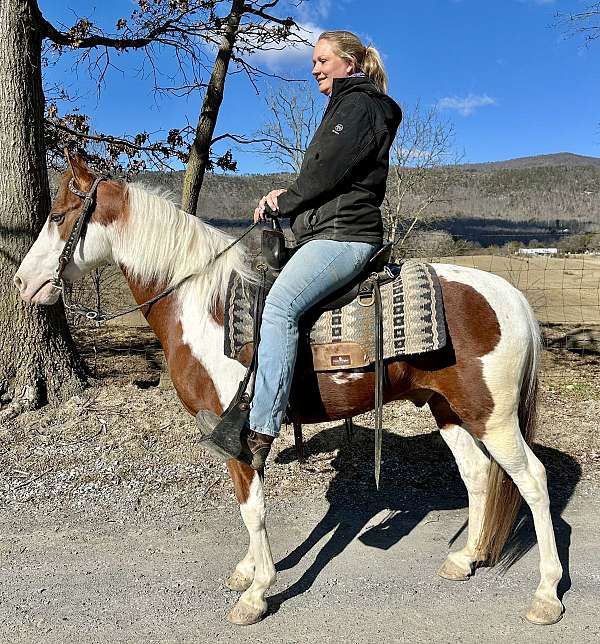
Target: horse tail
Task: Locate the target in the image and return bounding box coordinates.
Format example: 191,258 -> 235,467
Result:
476,292 -> 541,566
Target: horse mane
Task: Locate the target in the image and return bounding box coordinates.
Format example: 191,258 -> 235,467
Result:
112,183 -> 256,312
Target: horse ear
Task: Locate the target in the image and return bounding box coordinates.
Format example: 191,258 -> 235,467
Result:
65,149 -> 94,192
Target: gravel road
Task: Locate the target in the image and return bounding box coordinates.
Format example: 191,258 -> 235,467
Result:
1,482 -> 599,643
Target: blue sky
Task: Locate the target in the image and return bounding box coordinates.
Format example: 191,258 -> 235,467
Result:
40,0 -> 600,173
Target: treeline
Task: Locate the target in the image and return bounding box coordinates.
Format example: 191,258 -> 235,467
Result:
136,164 -> 600,227
49,161 -> 600,247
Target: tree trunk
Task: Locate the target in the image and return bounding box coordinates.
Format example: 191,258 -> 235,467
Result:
0,0 -> 87,420
181,0 -> 245,215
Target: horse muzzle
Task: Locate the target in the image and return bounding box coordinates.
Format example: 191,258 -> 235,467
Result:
13,273 -> 61,305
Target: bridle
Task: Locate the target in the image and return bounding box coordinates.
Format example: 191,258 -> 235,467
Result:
52,176 -> 106,289
52,175 -> 258,323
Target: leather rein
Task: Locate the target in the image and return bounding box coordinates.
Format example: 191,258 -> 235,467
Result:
52,176 -> 258,323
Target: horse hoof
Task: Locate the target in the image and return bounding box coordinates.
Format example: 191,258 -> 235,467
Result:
227,599 -> 266,626
437,558 -> 471,581
525,598 -> 564,625
226,571 -> 253,592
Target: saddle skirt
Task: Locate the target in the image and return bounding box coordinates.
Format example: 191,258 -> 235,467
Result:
224,260 -> 447,372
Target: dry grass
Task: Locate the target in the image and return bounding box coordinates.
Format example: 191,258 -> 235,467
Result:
433,254 -> 600,324
1,323 -> 598,513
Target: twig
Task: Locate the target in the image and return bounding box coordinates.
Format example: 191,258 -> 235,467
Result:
14,469 -> 53,490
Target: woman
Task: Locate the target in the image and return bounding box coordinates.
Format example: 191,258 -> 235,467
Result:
201,30 -> 402,469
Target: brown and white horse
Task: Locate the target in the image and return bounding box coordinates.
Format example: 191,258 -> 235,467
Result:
14,155 -> 564,626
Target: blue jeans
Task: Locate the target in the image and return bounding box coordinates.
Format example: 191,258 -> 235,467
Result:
249,239 -> 377,437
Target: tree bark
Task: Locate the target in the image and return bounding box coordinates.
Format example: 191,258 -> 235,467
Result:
0,0 -> 87,420
181,0 -> 245,215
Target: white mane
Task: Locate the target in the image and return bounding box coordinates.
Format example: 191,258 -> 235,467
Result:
111,183 -> 256,312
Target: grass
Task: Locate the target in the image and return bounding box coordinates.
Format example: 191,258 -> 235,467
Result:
432,253 -> 600,324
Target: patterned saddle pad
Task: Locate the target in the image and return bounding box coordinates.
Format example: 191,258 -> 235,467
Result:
224,260 -> 447,372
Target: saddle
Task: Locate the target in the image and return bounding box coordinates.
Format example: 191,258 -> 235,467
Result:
221,214 -> 446,487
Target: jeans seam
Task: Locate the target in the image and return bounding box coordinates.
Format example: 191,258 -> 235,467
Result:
250,240 -> 373,436
260,243 -> 354,432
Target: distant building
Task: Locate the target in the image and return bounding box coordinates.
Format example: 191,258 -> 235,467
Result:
517,248 -> 558,256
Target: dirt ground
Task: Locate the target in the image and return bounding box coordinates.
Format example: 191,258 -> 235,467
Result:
1,324 -> 600,641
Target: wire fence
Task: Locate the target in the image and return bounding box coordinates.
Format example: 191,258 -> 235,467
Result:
69,229 -> 600,331
411,253 -> 600,326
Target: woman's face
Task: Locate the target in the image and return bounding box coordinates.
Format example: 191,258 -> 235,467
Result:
311,39 -> 354,96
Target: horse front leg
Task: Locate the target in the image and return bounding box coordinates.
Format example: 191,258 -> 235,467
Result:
226,461 -> 277,625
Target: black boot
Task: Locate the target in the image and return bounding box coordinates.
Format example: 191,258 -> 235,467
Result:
196,409 -> 274,470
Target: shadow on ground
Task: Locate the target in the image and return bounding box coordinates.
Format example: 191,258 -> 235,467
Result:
269,422 -> 580,614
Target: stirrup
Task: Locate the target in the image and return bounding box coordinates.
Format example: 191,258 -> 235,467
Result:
196,403 -> 253,465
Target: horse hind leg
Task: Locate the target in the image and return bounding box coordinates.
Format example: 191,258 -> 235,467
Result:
226,464 -> 277,626
438,423 -> 490,581
481,420 -> 563,625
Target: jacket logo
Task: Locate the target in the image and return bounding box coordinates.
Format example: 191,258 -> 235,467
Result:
332,123 -> 344,134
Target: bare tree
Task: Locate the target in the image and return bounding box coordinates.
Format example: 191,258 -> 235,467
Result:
556,2 -> 600,42
383,102 -> 460,259
181,0 -> 310,212
41,1 -> 309,196
253,82 -> 322,173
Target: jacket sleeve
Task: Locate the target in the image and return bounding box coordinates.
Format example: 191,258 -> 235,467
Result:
277,95 -> 377,218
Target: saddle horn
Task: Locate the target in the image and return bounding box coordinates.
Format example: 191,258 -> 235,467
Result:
261,205 -> 287,271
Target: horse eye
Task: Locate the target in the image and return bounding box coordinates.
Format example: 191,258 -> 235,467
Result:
50,213 -> 65,224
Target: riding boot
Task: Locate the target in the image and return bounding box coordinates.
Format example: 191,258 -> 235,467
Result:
196,409 -> 274,470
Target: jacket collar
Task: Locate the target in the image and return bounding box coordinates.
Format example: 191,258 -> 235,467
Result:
329,75 -> 379,101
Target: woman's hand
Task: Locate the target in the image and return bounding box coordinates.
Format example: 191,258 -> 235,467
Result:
254,189 -> 287,223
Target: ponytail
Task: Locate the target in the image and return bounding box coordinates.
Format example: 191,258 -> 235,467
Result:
362,45 -> 388,94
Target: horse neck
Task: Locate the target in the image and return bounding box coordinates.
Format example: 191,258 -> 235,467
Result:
112,185 -> 246,413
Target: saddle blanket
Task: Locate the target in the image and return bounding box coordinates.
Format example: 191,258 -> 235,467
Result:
224,260 -> 447,372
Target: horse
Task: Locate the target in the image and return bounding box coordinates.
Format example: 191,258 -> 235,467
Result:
13,153 -> 564,626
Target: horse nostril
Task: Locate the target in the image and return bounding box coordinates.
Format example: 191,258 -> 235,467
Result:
13,273 -> 24,292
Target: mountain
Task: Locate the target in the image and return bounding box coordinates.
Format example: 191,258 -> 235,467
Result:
459,152 -> 600,171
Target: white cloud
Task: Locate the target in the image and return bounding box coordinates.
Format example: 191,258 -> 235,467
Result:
294,0 -> 337,21
436,94 -> 497,116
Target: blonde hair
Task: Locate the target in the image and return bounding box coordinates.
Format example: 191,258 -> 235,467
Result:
318,30 -> 388,94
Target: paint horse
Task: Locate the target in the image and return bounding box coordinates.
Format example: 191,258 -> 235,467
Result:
14,154 -> 564,626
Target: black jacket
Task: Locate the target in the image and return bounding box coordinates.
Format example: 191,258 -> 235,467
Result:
277,76 -> 402,246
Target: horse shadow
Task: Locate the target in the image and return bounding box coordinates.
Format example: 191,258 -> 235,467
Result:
267,422 -> 580,614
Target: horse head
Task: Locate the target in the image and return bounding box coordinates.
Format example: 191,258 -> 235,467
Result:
14,151 -> 125,305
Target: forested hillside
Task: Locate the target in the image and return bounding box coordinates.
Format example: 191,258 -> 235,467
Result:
50,153 -> 600,245
138,155 -> 600,228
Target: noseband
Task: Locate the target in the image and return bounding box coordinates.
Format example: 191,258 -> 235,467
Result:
52,175 -> 106,288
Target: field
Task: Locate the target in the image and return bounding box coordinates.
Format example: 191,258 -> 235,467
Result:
435,254 -> 600,325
